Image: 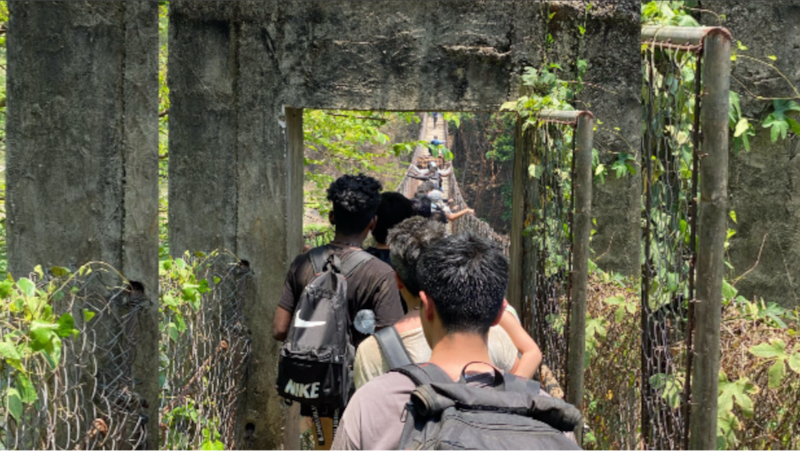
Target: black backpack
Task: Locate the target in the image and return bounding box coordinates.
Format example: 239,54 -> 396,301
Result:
276,247 -> 374,444
390,363 -> 583,450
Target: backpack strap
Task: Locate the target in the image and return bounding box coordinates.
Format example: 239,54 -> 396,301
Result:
308,246 -> 331,276
339,250 -> 375,279
390,362 -> 454,386
374,326 -> 413,369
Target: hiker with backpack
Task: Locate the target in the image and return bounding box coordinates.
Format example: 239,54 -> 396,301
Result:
333,233 -> 582,450
273,174 -> 405,449
353,217 -> 520,389
364,192 -> 415,267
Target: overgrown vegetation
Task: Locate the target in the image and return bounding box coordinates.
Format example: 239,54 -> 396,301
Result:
582,263 -> 800,450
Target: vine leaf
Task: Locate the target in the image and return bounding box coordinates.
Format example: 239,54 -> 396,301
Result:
6,388 -> 22,421
749,338 -> 791,388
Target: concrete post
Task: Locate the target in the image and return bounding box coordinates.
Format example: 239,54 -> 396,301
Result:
6,2 -> 159,448
169,8 -> 304,448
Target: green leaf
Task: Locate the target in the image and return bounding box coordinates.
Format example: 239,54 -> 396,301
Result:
787,117 -> 800,136
528,164 -> 544,179
168,322 -> 180,342
83,309 -> 96,323
17,277 -> 36,298
788,350 -> 800,374
768,359 -> 785,388
767,55 -> 777,61
50,266 -> 70,277
56,314 -> 78,338
6,388 -> 23,421
0,280 -> 15,299
722,280 -> 738,300
29,320 -> 58,351
733,118 -> 750,138
749,339 -> 787,359
15,373 -> 38,404
0,340 -> 22,360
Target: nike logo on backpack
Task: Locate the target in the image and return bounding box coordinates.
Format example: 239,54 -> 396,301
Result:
294,309 -> 326,328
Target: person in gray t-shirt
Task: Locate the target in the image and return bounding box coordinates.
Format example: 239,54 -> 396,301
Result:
334,234 -> 573,450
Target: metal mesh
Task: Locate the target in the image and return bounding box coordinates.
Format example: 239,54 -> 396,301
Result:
641,37 -> 702,450
160,252 -> 252,450
1,265 -> 148,450
521,122 -> 576,389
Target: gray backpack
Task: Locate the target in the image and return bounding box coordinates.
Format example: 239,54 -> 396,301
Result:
276,247 -> 374,445
390,363 -> 583,450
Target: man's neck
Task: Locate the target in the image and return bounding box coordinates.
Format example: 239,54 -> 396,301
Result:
374,242 -> 390,250
429,333 -> 493,381
332,231 -> 366,247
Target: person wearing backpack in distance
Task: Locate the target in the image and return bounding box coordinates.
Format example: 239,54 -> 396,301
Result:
333,233 -> 582,450
273,174 -> 405,450
353,217 -> 520,389
364,192 -> 415,267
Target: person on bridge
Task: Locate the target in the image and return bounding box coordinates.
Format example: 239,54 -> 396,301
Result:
429,135 -> 445,148
273,174 -> 405,450
409,160 -> 452,190
352,217 -> 519,389
333,233 -> 580,450
427,188 -> 474,223
365,192 -> 415,267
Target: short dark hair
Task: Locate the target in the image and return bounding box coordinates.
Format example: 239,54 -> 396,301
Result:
411,197 -> 432,218
326,174 -> 382,235
417,234 -> 509,335
431,211 -> 448,224
373,192 -> 414,244
388,217 -> 446,296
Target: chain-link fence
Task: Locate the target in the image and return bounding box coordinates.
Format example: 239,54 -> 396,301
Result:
1,265 -> 148,449
159,251 -> 252,450
641,26 -> 731,450
515,112 -> 593,410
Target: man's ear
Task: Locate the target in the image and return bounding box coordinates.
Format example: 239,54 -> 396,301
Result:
394,272 -> 405,291
419,291 -> 435,322
368,216 -> 378,231
329,211 -> 336,226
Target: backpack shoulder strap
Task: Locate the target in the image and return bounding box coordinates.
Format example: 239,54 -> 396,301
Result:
391,362 -> 453,386
374,326 -> 413,369
308,246 -> 331,276
339,250 -> 375,278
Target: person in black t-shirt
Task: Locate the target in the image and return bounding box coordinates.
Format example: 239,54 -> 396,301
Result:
273,174 -> 405,347
365,192 -> 415,266
273,174 -> 405,450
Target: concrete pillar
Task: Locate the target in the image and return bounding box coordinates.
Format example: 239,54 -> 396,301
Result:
169,6 -> 304,448
6,2 -> 159,448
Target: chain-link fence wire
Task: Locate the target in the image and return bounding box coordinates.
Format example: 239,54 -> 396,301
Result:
641,37 -> 703,450
1,265 -> 148,450
159,251 -> 252,450
519,121 -> 576,391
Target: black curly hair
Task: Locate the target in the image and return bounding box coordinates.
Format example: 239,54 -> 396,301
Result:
326,174 -> 383,235
373,192 -> 415,244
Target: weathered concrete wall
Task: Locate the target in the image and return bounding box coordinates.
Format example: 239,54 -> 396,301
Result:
6,2 -> 159,447
169,1 -> 639,447
703,1 -> 800,307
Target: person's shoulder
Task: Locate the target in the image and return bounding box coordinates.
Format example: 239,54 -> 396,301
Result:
357,371 -> 416,398
359,251 -> 395,276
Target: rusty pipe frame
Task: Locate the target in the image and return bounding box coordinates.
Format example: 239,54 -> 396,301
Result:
690,28 -> 731,451
565,112 -> 593,444
536,109 -> 594,126
642,25 -> 732,48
